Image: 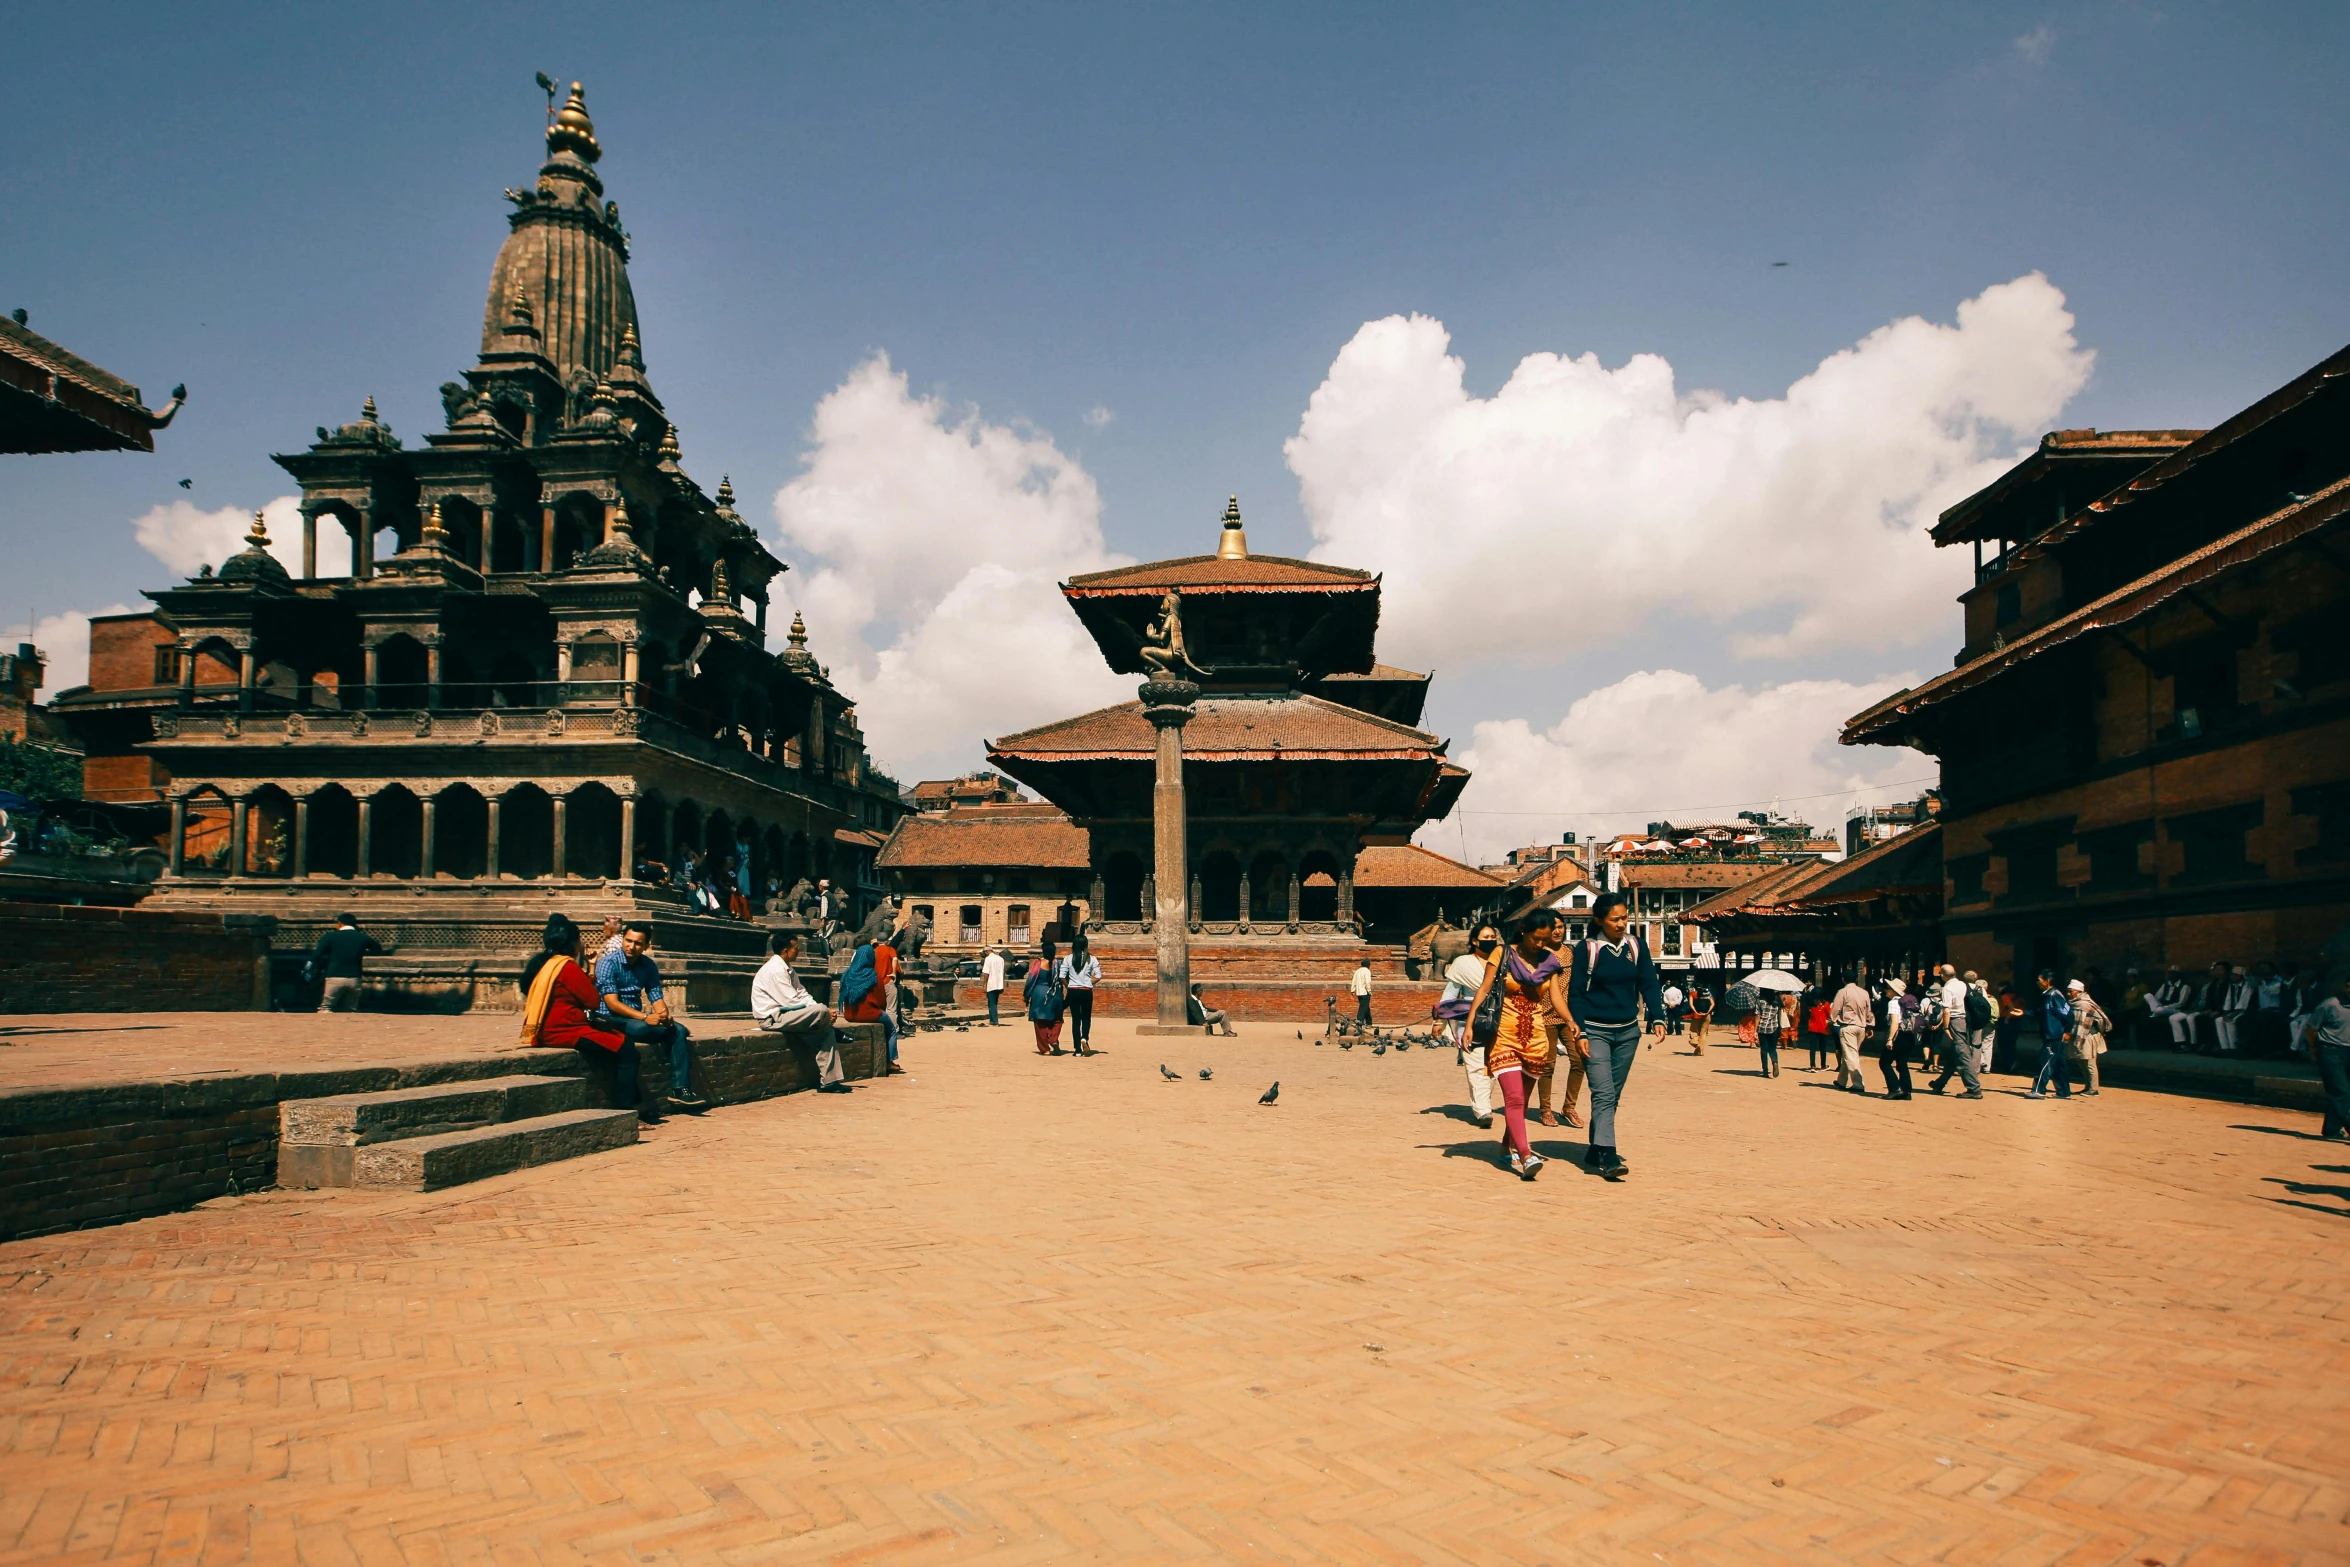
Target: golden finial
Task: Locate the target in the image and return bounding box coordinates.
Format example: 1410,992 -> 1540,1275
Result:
658,424 -> 682,464
619,322 -> 644,368
421,501 -> 451,549
361,396 -> 380,422
548,81 -> 602,163
716,476 -> 736,509
1216,493 -> 1249,560
788,611 -> 808,648
246,509 -> 271,548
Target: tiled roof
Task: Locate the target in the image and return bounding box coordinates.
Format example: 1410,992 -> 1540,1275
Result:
834,828 -> 886,849
989,694 -> 1445,763
1683,860 -> 1817,924
1930,428 -> 2203,546
877,812 -> 1091,870
1,315 -> 178,454
1621,862 -> 1788,889
1846,475 -> 2350,742
1064,554 -> 1375,594
1683,827 -> 1941,922
1353,844 -> 1505,890
1308,662 -> 1425,684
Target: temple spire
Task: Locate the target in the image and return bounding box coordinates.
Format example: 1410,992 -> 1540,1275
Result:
547,81 -> 601,164
1216,494 -> 1249,560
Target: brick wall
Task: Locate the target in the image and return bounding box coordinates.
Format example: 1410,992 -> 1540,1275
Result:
0,904 -> 272,1013
85,612 -> 175,693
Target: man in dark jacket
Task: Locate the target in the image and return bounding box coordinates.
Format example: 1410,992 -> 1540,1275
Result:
309,913 -> 381,1013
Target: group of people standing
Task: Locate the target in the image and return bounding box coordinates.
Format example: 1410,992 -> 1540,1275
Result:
1436,892 -> 1665,1183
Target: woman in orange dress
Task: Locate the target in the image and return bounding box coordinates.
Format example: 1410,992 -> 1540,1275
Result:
1467,908 -> 1575,1180
517,913 -> 649,1119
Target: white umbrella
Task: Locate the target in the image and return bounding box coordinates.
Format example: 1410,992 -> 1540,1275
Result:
1743,969 -> 1805,992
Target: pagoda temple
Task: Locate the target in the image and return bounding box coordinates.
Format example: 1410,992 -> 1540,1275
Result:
986,499 -> 1468,1019
54,84 -> 905,1012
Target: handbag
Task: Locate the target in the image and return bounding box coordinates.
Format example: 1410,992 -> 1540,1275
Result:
1468,958 -> 1506,1047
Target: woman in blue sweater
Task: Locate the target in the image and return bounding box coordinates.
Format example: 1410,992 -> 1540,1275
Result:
1566,892 -> 1667,1181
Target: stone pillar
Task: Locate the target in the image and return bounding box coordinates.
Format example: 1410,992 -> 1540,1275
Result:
1140,679 -> 1199,1028
356,509 -> 375,580
1139,871 -> 1156,932
419,795 -> 438,878
237,648 -> 256,714
618,796 -> 637,880
1337,867 -> 1355,927
551,794 -> 569,878
477,514 -> 492,573
362,644 -> 380,710
540,504 -> 557,572
1288,872 -> 1302,931
485,794 -> 503,879
302,510 -> 317,579
1189,872 -> 1202,932
1236,873 -> 1251,932
292,795 -> 310,878
602,498 -> 618,545
177,644 -> 195,709
424,643 -> 442,710
167,796 -> 187,875
227,796 -> 248,875
356,796 -> 374,878
554,643 -> 571,707
621,643 -> 639,706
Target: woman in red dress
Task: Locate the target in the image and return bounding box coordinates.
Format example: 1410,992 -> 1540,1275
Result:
518,913 -> 651,1119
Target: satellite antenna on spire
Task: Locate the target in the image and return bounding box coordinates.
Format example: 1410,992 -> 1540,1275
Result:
535,71 -> 557,122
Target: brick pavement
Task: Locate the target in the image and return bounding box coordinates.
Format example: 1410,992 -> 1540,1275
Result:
2,1020 -> 2346,1565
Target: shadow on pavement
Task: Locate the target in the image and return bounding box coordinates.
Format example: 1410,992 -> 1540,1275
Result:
2230,1124 -> 2334,1140
1419,1104 -> 1485,1126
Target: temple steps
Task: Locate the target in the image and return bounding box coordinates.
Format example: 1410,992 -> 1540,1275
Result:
277,1073 -> 637,1191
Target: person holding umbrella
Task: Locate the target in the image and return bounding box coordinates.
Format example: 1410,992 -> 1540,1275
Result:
1740,968 -> 1806,1080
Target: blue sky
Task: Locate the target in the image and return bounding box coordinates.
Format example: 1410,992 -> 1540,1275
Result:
5,2 -> 2345,853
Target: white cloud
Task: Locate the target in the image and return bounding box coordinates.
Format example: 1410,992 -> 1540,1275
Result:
1429,668 -> 1934,866
770,354 -> 1134,782
3,605 -> 137,694
2014,24 -> 2056,66
131,495 -> 319,578
1285,273 -> 2092,669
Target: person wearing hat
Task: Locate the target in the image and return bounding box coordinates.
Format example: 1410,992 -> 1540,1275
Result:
1878,977 -> 1917,1099
2065,978 -> 2111,1094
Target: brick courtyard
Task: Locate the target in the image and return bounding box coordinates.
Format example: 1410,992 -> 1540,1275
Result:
2,1020 -> 2345,1565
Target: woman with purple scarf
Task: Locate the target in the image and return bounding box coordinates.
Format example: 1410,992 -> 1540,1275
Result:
1466,908 -> 1577,1179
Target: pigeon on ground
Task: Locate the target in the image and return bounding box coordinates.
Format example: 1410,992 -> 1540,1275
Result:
1199,1068 -> 1212,1080
1296,1031 -> 1303,1040
1258,1082 -> 1280,1105
1339,1039 -> 1354,1050
1373,1042 -> 1387,1056
1159,1063 -> 1181,1081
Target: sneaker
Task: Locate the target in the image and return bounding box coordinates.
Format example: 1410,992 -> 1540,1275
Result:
1476,1115 -> 1493,1129
1961,1090 -> 1984,1099
1520,1152 -> 1546,1182
2027,1091 -> 2048,1099
1506,1148 -> 1526,1176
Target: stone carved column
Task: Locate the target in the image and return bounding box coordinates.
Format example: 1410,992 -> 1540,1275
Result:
424,643 -> 442,711
1288,872 -> 1302,932
551,794 -> 569,878
1337,867 -> 1355,926
361,644 -> 380,711
419,795 -> 438,878
1139,679 -> 1199,1028
618,796 -> 637,880
485,794 -> 502,879
1236,873 -> 1251,933
356,796 -> 374,878
237,649 -> 257,715
356,508 -> 375,580
1189,872 -> 1201,934
167,797 -> 187,876
228,796 -> 248,875
292,795 -> 310,878
301,510 -> 317,579
177,644 -> 195,709
1139,871 -> 1155,933
540,504 -> 557,571
621,643 -> 639,707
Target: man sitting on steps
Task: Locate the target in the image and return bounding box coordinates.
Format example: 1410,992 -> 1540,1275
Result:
595,922 -> 708,1114
752,930 -> 850,1093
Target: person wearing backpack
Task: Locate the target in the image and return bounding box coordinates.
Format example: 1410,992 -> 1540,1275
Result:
1879,977 -> 1918,1099
2028,968 -> 2075,1099
1024,936 -> 1068,1055
1566,893 -> 1665,1182
1928,963 -> 1984,1097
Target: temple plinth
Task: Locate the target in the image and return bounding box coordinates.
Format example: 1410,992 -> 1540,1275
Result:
985,497 -> 1471,1023
1138,677 -> 1199,1028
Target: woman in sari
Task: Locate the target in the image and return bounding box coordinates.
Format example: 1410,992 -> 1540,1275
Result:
517,913 -> 649,1120
1466,908 -> 1574,1180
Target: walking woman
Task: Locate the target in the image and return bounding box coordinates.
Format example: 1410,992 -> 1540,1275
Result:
518,913 -> 651,1121
1439,923 -> 1502,1128
1567,893 -> 1666,1181
1024,936 -> 1068,1055
1465,908 -> 1573,1180
1753,987 -> 1787,1077
1061,933 -> 1101,1055
1805,990 -> 1834,1070
2067,978 -> 2109,1095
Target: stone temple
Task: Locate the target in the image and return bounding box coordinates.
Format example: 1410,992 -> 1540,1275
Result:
54,84 -> 905,1011
985,500 -> 1469,1019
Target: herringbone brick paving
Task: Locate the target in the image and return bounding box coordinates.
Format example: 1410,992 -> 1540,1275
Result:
2,1021 -> 2345,1565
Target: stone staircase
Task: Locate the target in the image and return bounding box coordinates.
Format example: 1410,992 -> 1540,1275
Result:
277,1073 -> 637,1192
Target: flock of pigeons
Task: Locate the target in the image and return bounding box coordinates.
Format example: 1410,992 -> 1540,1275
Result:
1157,1061 -> 1280,1105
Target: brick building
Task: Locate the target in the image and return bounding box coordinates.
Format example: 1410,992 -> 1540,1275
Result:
877,803 -> 1092,959
1843,355 -> 2350,985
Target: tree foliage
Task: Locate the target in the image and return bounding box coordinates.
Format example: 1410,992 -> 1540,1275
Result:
0,736 -> 85,803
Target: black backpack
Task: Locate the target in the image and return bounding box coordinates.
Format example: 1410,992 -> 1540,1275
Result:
1963,987 -> 1993,1029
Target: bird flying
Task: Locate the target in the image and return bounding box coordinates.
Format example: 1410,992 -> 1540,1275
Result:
177,478 -> 192,489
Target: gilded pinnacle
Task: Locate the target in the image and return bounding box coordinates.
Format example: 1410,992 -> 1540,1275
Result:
246,509 -> 270,548
1216,493 -> 1249,560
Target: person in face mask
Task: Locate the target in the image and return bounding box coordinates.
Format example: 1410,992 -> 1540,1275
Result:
1439,923 -> 1504,1128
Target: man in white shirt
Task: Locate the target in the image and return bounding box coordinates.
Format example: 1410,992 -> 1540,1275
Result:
981,947 -> 1006,1027
1927,963 -> 1981,1098
751,930 -> 848,1092
1829,975 -> 1874,1094
1350,961 -> 1374,1028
